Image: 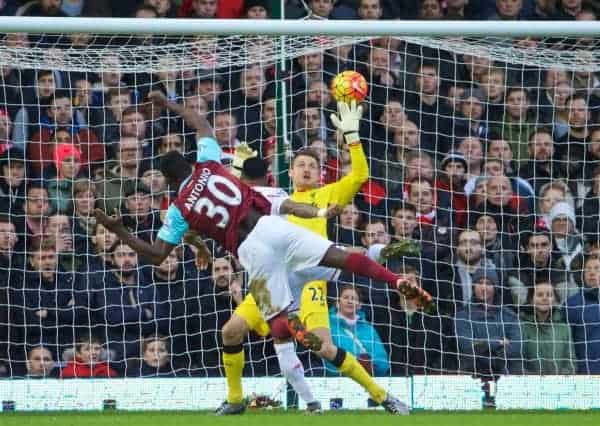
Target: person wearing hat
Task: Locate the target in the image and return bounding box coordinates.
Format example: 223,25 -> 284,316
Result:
549,201 -> 584,287
47,143 -> 84,214
0,144 -> 26,215
455,266 -> 523,375
436,151 -> 468,227
122,182 -> 163,243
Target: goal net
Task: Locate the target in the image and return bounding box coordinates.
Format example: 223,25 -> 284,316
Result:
0,24 -> 598,391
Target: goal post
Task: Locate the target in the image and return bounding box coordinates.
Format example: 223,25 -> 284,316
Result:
0,16 -> 599,411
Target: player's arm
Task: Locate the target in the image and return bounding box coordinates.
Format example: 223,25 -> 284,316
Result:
94,208 -> 178,266
148,91 -> 214,139
328,101 -> 369,205
278,199 -> 341,219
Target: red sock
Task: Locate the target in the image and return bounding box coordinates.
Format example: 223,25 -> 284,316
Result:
342,252 -> 399,287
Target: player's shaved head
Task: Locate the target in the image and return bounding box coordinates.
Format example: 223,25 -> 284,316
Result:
160,151 -> 192,187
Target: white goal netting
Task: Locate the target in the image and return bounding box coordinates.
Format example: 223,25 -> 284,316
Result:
0,28 -> 599,383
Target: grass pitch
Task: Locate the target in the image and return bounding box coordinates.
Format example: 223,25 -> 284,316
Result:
2,410 -> 599,426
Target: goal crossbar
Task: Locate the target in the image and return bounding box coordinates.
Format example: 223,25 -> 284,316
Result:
0,17 -> 598,37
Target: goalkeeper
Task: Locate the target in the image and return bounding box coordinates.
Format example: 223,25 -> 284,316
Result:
217,101 -> 408,415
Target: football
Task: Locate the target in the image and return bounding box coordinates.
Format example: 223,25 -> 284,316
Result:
330,70 -> 368,104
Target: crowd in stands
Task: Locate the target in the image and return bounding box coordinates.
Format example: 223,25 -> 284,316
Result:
0,0 -> 600,379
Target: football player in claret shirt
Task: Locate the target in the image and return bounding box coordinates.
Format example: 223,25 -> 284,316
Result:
95,93 -> 431,415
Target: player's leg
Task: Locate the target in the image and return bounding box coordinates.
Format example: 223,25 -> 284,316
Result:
217,295 -> 269,415
319,246 -> 431,306
296,281 -> 387,406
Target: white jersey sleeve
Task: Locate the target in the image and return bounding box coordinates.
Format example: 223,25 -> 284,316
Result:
253,186 -> 289,215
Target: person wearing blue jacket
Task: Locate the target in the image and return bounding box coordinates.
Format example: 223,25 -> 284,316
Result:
455,266 -> 523,375
12,238 -> 85,361
326,285 -> 390,376
92,241 -> 167,364
566,255 -> 600,374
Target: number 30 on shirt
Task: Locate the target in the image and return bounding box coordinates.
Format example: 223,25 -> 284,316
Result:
192,175 -> 242,228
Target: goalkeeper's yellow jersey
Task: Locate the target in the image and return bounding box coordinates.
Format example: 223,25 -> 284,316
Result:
288,143 -> 368,238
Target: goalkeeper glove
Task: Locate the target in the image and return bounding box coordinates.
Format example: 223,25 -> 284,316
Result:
231,143 -> 258,178
330,100 -> 363,146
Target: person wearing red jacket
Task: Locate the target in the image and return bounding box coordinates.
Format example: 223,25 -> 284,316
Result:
61,334 -> 118,379
28,91 -> 104,177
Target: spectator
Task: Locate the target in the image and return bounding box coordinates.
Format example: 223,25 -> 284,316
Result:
0,108 -> 14,150
554,0 -> 583,19
96,136 -> 146,214
47,143 -> 83,214
197,255 -> 243,374
487,138 -> 516,176
376,264 -> 448,374
93,242 -> 165,362
579,165 -> 600,240
127,334 -> 181,377
244,0 -> 270,18
358,0 -> 383,20
15,185 -> 50,253
361,220 -> 391,250
88,222 -> 118,272
96,89 -> 133,148
28,91 -> 104,178
307,0 -> 335,19
122,183 -> 162,243
24,345 -> 59,378
47,213 -> 80,271
406,178 -> 439,226
548,201 -> 584,287
457,89 -> 490,139
520,279 -> 576,374
478,175 -> 529,232
212,111 -> 240,162
487,0 -> 530,19
330,202 -> 363,246
518,127 -> 560,195
119,108 -> 149,156
16,238 -> 80,359
71,179 -> 98,249
406,62 -> 452,157
19,0 -> 67,17
141,168 -> 168,212
151,249 -> 202,358
442,229 -> 498,314
455,267 -> 523,375
492,87 -> 535,164
472,212 -> 516,276
436,151 -> 468,228
557,94 -> 591,185
566,256 -> 600,374
144,0 -> 175,18
0,213 -> 22,375
508,230 -> 572,306
480,68 -> 507,123
378,120 -> 418,197
13,70 -> 57,151
60,334 -> 118,378
418,0 -> 444,19
457,136 -> 485,180
0,145 -> 26,214
536,180 -> 573,231
327,285 -> 389,376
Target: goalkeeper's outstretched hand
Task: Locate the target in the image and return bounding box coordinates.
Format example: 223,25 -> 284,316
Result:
330,100 -> 363,145
231,143 -> 258,178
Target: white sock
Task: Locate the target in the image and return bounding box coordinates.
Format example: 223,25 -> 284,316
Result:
274,342 -> 316,405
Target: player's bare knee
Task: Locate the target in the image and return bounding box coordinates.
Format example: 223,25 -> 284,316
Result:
222,315 -> 247,345
316,341 -> 338,361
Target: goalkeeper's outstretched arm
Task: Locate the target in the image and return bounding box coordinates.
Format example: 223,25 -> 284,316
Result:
148,90 -> 214,139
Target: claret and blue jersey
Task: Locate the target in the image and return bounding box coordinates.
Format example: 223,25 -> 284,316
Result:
157,137 -> 271,255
